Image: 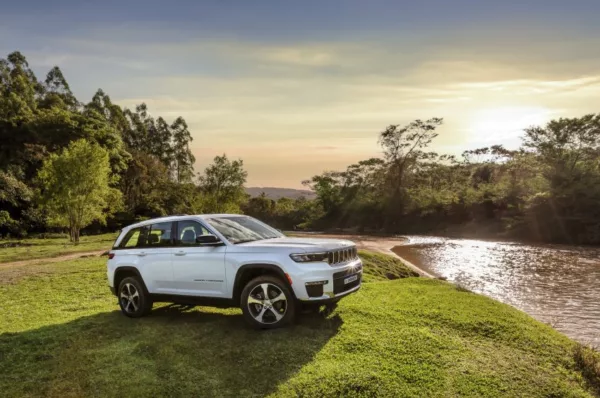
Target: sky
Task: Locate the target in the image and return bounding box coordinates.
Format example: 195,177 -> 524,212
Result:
2,0 -> 600,188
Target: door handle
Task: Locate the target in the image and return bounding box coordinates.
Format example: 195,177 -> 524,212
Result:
174,251 -> 186,256
137,252 -> 147,257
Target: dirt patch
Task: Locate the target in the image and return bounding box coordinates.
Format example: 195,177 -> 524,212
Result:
290,232 -> 408,249
291,232 -> 434,277
0,242 -> 34,249
391,245 -> 429,270
0,263 -> 59,285
0,250 -> 106,270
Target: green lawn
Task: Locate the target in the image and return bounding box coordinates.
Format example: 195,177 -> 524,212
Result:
0,233 -> 117,263
0,246 -> 598,397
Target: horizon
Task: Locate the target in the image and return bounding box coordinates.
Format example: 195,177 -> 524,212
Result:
2,0 -> 599,188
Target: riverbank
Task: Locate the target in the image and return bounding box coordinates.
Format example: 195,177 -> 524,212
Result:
293,232 -> 600,346
391,235 -> 600,346
289,232 -> 435,278
1,253 -> 599,397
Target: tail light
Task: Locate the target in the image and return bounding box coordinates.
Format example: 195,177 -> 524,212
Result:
108,253 -> 115,259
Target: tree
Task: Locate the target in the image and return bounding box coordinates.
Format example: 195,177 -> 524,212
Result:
243,192 -> 276,224
0,170 -> 34,236
378,118 -> 443,229
171,116 -> 195,182
520,114 -> 600,242
198,154 -> 247,213
37,139 -> 121,242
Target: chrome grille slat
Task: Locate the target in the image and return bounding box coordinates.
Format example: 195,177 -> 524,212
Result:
327,246 -> 358,265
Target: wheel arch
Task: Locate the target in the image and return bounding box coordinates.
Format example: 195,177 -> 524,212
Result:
233,263 -> 293,304
113,266 -> 149,296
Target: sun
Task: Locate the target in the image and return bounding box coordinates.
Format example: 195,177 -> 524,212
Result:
468,106 -> 552,143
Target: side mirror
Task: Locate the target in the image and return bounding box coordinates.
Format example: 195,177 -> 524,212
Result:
196,234 -> 222,246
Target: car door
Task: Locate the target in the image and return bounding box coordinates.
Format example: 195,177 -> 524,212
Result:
122,222 -> 174,294
171,220 -> 228,297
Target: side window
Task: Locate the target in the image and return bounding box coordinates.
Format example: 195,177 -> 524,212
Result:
177,220 -> 211,246
145,222 -> 173,248
119,227 -> 146,248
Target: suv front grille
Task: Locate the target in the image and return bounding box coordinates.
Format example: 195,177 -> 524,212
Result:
327,247 -> 358,265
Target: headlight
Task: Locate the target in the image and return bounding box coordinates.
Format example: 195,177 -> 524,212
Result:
290,252 -> 328,263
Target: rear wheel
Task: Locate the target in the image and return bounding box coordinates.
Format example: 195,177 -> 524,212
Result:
118,276 -> 153,318
241,275 -> 295,329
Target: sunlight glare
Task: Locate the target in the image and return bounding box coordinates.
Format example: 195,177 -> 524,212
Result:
468,106 -> 552,143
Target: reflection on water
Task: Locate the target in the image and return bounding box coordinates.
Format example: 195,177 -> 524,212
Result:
395,236 -> 600,345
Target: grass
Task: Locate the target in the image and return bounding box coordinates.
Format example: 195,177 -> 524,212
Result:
358,249 -> 420,281
0,241 -> 598,397
574,343 -> 600,394
0,233 -> 116,263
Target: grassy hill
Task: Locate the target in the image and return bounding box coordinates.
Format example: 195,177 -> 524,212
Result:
0,246 -> 598,397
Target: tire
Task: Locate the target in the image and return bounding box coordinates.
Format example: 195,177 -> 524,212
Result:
117,276 -> 153,318
240,275 -> 296,329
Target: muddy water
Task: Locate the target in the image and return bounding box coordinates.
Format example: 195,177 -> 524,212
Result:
394,236 -> 600,345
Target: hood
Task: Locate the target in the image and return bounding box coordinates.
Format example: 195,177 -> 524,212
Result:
234,237 -> 355,252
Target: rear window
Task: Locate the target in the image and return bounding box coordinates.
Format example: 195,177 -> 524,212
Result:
146,222 -> 173,247
119,227 -> 146,248
117,222 -> 173,249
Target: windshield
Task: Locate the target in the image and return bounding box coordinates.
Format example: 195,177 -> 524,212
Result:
206,216 -> 283,244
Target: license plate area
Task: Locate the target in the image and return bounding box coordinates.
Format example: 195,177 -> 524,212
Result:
344,274 -> 358,284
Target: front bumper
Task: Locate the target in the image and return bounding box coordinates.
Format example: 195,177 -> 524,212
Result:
295,259 -> 363,302
299,282 -> 362,303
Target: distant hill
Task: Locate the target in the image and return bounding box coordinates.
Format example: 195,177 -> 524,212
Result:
245,187 -> 316,200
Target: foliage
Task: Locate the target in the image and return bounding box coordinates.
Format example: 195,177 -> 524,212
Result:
198,154 -> 248,214
303,114 -> 600,244
36,139 -> 120,242
243,194 -> 324,230
0,171 -> 34,236
0,253 -> 596,397
0,51 -> 201,236
2,50 -> 600,244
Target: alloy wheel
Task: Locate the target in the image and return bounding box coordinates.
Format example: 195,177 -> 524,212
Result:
120,282 -> 140,314
247,283 -> 288,324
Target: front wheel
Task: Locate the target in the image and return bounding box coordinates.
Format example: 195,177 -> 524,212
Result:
241,275 -> 295,329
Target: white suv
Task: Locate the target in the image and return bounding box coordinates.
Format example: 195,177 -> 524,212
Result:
107,214 -> 362,328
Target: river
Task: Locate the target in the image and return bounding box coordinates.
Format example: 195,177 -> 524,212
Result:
392,236 -> 600,345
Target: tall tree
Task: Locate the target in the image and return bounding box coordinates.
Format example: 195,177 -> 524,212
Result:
521,114 -> 600,242
171,116 -> 195,182
378,118 -> 443,229
40,66 -> 78,109
37,139 -> 121,242
198,154 -> 247,213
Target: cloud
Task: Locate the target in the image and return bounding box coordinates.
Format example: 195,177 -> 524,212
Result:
4,20 -> 600,187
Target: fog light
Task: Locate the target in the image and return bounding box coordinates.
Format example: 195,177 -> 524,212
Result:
305,283 -> 324,298
305,280 -> 328,286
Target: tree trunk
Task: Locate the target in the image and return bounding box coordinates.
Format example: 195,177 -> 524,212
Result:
70,224 -> 80,244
